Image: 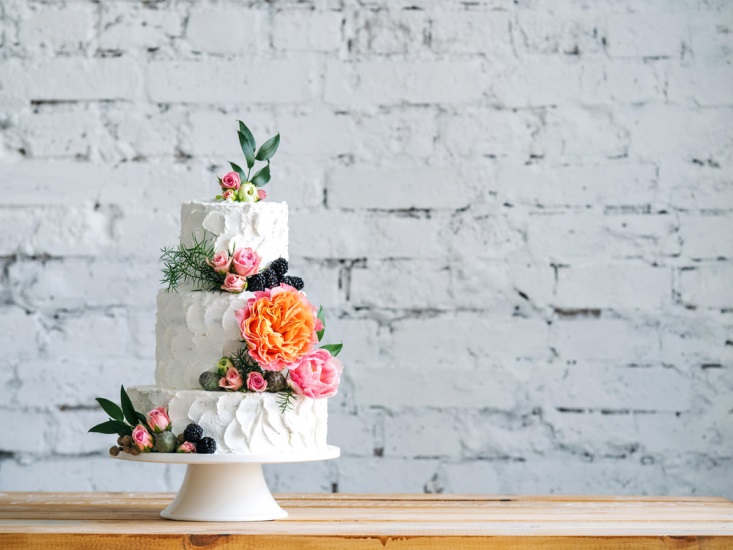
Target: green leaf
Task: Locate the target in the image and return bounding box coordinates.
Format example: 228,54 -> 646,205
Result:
316,305 -> 325,341
320,343 -> 343,357
237,120 -> 256,151
251,164 -> 271,187
89,420 -> 127,435
229,161 -> 246,181
135,411 -> 147,424
96,398 -> 123,422
120,385 -> 138,426
255,133 -> 280,161
238,131 -> 255,169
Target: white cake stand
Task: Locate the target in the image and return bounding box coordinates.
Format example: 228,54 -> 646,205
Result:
114,445 -> 340,522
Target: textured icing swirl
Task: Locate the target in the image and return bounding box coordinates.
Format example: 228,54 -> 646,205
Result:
180,200 -> 288,268
127,386 -> 328,454
156,289 -> 251,389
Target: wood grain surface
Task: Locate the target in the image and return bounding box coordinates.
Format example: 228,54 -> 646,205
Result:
1,492 -> 732,549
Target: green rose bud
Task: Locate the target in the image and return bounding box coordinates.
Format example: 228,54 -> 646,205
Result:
153,431 -> 177,453
216,357 -> 234,376
238,182 -> 258,203
199,370 -> 222,391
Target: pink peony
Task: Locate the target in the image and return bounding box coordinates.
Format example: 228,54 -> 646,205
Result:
177,441 -> 197,453
206,251 -> 232,275
219,367 -> 244,391
221,273 -> 246,294
247,371 -> 268,392
231,247 -> 261,277
257,189 -> 267,201
132,424 -> 153,452
235,284 -> 323,371
288,348 -> 343,399
221,172 -> 241,190
146,407 -> 171,433
222,189 -> 236,201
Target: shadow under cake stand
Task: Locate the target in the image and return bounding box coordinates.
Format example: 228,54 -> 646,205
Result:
114,445 -> 340,521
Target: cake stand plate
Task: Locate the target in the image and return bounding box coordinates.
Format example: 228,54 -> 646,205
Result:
114,445 -> 340,522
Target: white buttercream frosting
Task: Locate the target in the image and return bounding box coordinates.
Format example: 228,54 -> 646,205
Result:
180,200 -> 288,267
128,386 -> 328,454
156,289 -> 251,389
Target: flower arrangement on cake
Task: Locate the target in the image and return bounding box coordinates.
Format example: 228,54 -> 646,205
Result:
89,121 -> 345,455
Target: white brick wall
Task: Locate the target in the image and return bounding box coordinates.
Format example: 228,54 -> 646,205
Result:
0,0 -> 732,498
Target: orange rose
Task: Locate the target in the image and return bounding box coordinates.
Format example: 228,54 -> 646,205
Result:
234,284 -> 323,371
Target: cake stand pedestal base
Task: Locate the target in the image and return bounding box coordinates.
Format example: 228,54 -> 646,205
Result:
162,463 -> 287,521
114,445 -> 340,522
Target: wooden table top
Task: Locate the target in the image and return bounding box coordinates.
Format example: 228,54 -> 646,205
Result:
1,492 -> 733,549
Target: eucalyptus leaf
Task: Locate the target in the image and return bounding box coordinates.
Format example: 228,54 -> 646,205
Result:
237,120 -> 256,151
229,161 -> 246,180
320,343 -> 343,357
255,133 -> 280,161
316,306 -> 325,341
238,131 -> 255,169
89,420 -> 127,435
95,398 -> 123,422
251,164 -> 271,187
120,385 -> 138,426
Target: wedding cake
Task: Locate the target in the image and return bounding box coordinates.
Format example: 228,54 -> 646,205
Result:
90,123 -> 344,456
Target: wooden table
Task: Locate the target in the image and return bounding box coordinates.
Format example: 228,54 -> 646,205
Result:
1,492 -> 733,549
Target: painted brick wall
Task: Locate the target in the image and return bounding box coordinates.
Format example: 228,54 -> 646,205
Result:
0,0 -> 732,496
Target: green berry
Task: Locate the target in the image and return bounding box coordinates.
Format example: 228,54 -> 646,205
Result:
153,431 -> 177,453
199,371 -> 221,391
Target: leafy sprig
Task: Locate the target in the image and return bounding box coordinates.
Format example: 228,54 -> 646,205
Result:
160,235 -> 224,292
277,389 -> 297,414
316,305 -> 343,357
230,120 -> 279,188
89,386 -> 146,437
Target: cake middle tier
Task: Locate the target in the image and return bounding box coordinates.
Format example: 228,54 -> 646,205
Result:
156,289 -> 251,389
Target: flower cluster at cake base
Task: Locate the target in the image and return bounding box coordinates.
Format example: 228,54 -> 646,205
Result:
89,386 -> 217,455
198,284 -> 344,412
214,120 -> 279,203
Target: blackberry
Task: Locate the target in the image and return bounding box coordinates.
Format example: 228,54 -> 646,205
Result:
183,423 -> 203,443
247,273 -> 265,292
262,268 -> 279,289
270,257 -> 289,276
281,275 -> 304,291
196,436 -> 217,454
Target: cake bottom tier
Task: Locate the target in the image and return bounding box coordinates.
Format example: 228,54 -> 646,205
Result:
127,386 -> 328,455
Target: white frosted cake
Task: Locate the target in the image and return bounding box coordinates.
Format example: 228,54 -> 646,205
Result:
129,200 -> 332,454
91,123 -> 344,457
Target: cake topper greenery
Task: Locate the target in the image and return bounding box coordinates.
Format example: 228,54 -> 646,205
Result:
215,120 -> 280,203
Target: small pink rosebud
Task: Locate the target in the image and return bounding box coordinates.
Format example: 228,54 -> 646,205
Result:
231,247 -> 262,277
206,251 -> 232,275
247,371 -> 268,392
219,367 -> 244,391
221,273 -> 247,294
132,424 -> 154,452
146,407 -> 171,433
257,189 -> 267,201
177,441 -> 197,453
221,172 -> 241,190
221,189 -> 236,201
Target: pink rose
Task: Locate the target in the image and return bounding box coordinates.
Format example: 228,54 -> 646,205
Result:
247,371 -> 268,392
206,251 -> 232,275
222,189 -> 235,201
288,348 -> 343,399
221,273 -> 246,294
146,407 -> 171,433
221,171 -> 241,190
219,367 -> 244,391
257,189 -> 267,201
177,441 -> 197,453
231,247 -> 261,277
132,424 -> 153,452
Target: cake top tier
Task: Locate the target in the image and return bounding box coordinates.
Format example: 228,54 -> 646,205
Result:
180,200 -> 288,266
